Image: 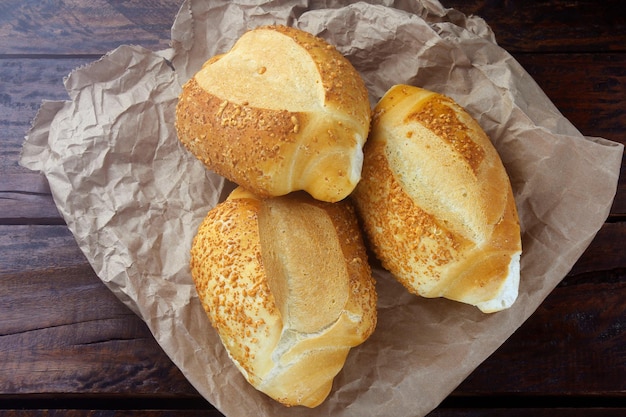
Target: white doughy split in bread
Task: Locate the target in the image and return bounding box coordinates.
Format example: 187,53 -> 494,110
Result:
352,84 -> 522,313
476,252 -> 520,313
190,188 -> 377,407
175,25 -> 371,202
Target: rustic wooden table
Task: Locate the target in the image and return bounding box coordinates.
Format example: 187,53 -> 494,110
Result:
1,1 -> 624,416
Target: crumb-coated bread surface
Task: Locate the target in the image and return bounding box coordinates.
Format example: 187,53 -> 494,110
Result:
190,188 -> 377,407
352,85 -> 521,313
176,25 -> 371,202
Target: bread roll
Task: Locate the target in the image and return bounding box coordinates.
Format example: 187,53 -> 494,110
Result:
190,187 -> 377,407
352,85 -> 521,313
176,25 -> 371,203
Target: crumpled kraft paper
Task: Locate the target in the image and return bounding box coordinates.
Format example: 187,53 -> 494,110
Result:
20,1 -> 623,416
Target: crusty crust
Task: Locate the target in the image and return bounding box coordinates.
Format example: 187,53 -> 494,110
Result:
176,25 -> 371,202
190,188 -> 377,407
176,78 -> 299,196
352,85 -> 522,312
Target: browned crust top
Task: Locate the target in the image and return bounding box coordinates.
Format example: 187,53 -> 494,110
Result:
175,77 -> 301,196
406,96 -> 485,173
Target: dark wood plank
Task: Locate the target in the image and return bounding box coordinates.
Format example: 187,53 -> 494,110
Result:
0,408 -> 223,417
444,0 -> 626,53
0,409 -> 625,417
568,222 -> 626,277
0,58 -> 90,152
613,161 -> 626,217
513,53 -> 626,145
429,409 -> 626,417
0,1 -> 624,55
0,225 -> 86,274
0,225 -> 198,397
0,58 -> 91,224
494,52 -> 626,217
0,411 -> 220,417
0,0 -> 180,55
1,224 -> 624,400
0,174 -> 61,225
457,270 -> 626,396
0,1 -> 624,415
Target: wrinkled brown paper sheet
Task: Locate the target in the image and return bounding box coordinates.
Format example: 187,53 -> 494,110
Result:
20,1 -> 623,416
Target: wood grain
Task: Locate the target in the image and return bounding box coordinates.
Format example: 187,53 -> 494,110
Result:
0,226 -> 198,397
444,0 -> 626,53
0,0 -> 179,55
430,409 -> 626,417
0,409 -> 625,417
1,225 -> 624,400
0,1 -> 624,416
0,58 -> 90,224
0,412 -> 221,417
458,275 -> 626,395
0,58 -> 90,156
568,222 -> 626,277
514,53 -> 626,144
0,1 -> 624,55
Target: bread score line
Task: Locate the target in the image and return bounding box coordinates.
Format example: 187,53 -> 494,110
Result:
175,24 -> 371,203
352,85 -> 522,313
190,188 -> 377,408
179,24 -> 521,410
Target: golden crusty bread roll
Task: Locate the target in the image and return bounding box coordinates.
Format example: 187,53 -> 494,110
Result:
190,187 -> 377,407
352,85 -> 521,313
176,25 -> 371,203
